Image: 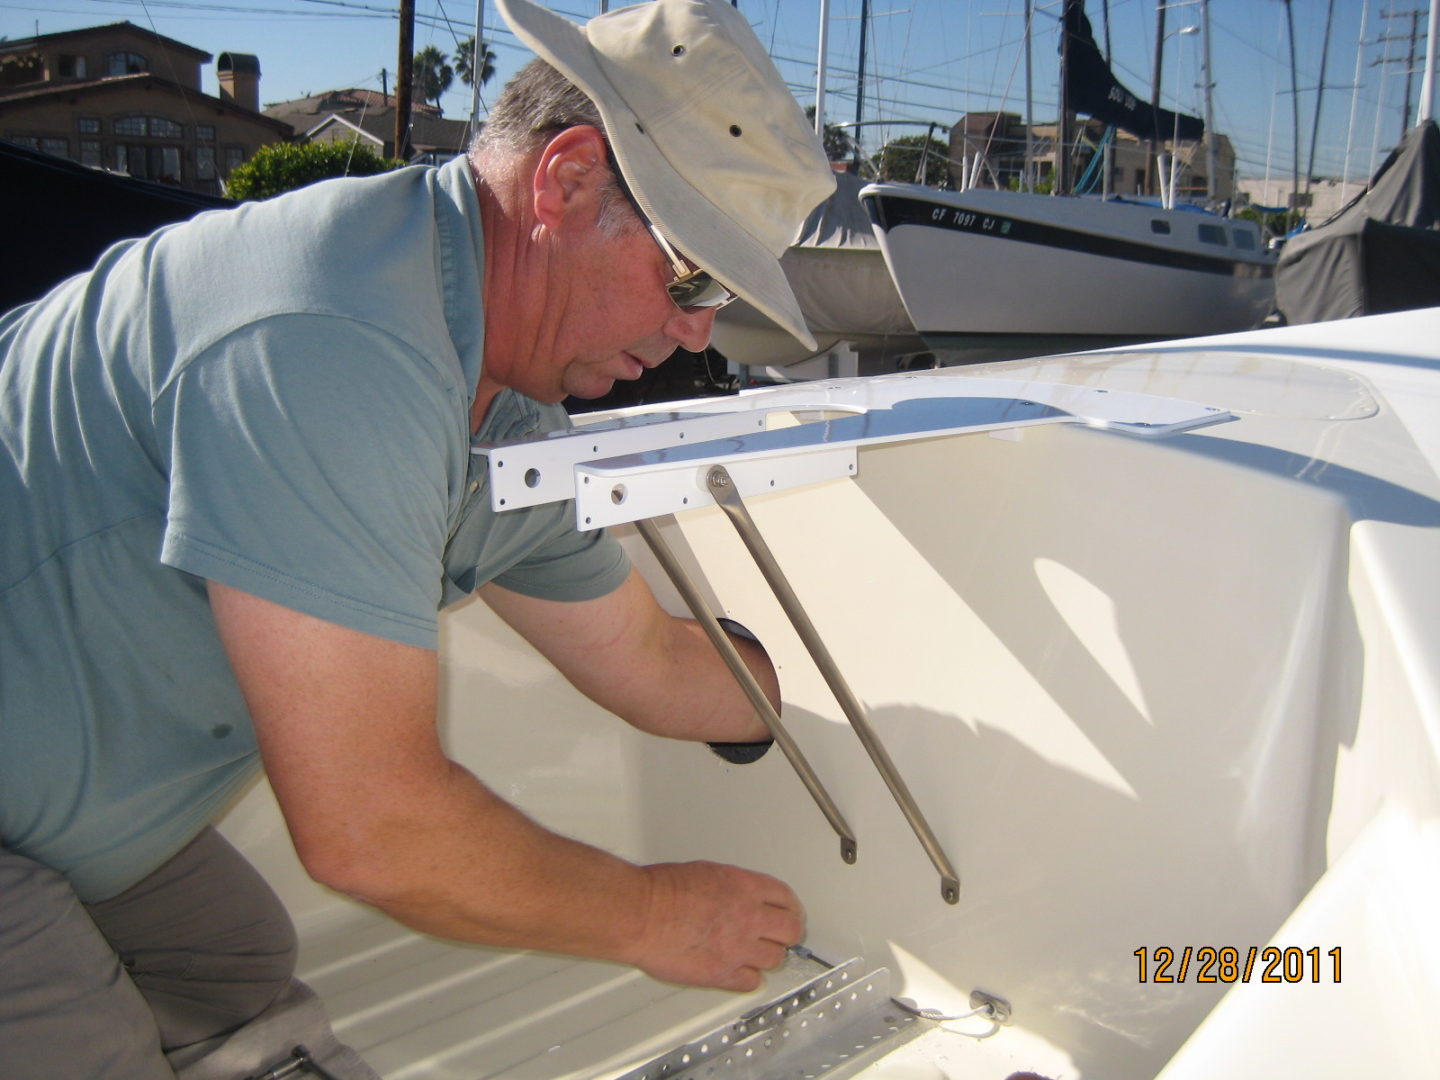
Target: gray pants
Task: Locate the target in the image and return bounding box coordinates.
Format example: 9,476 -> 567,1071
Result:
0,828 -> 298,1078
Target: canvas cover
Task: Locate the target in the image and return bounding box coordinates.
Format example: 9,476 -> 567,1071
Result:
1276,121 -> 1440,324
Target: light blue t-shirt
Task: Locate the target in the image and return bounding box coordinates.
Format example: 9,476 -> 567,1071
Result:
0,157 -> 630,901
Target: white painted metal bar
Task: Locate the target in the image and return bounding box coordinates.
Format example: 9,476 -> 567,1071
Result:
474,374 -> 1233,531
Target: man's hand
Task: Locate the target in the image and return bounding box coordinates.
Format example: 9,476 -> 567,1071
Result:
630,862 -> 805,991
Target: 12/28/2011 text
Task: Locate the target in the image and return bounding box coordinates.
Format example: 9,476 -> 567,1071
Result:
1135,946 -> 1341,983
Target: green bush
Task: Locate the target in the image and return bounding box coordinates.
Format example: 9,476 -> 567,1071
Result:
225,139 -> 406,201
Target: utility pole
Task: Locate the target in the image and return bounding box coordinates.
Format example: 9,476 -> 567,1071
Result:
469,0 -> 486,142
1421,0 -> 1438,123
1376,8 -> 1428,141
395,0 -> 414,160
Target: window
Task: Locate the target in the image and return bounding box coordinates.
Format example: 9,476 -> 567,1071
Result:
116,144 -> 182,182
113,116 -> 184,138
58,54 -> 88,79
196,145 -> 216,181
1197,223 -> 1229,246
1232,229 -> 1257,251
80,139 -> 102,167
107,51 -> 149,76
223,146 -> 245,175
77,117 -> 101,134
1150,219 -> 1172,235
40,137 -> 69,159
196,124 -> 215,142
7,134 -> 40,150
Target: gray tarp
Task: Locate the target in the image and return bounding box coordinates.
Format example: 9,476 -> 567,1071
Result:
1276,121 -> 1440,325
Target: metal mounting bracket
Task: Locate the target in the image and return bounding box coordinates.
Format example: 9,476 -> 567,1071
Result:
473,373 -> 1233,531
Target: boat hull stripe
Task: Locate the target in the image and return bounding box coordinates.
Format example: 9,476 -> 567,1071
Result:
865,192 -> 1274,280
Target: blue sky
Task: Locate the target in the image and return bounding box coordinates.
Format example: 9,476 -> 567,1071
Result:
3,0 -> 1432,185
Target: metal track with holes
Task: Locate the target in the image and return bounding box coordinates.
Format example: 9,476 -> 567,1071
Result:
614,958 -> 930,1080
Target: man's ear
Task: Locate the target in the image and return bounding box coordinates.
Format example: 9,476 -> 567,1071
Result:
532,125 -> 609,230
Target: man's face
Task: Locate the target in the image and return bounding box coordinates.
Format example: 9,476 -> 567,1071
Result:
514,207 -> 720,403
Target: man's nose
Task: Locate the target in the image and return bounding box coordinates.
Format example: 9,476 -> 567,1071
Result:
665,306 -> 718,354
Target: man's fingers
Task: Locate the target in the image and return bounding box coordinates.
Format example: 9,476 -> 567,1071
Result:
632,860 -> 807,990
758,903 -> 804,953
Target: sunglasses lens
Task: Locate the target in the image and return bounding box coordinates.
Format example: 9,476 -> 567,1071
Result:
668,271 -> 735,310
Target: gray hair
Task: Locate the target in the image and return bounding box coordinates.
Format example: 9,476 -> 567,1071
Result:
471,58 -> 638,237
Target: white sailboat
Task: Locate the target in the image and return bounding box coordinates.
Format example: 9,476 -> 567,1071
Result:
859,0 -> 1275,348
861,182 -> 1275,341
217,305 -> 1440,1079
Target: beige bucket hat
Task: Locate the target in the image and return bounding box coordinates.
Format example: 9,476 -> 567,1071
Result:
493,0 -> 836,349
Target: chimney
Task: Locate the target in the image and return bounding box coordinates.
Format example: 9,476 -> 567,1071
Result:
217,52 -> 261,112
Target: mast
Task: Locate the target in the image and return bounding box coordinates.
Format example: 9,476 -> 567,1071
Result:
1025,0 -> 1035,191
1282,0 -> 1300,216
1149,0 -> 1166,197
815,0 -> 831,139
1304,0 -> 1338,198
1057,0 -> 1073,195
1201,0 -> 1218,203
854,0 -> 870,172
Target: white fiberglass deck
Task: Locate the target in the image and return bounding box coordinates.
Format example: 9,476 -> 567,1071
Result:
221,309 -> 1440,1079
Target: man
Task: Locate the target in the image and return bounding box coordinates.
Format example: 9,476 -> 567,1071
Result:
0,0 -> 837,1075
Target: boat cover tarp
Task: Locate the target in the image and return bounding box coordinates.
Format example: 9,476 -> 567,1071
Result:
1,139 -> 232,315
791,169 -> 884,252
1275,121 -> 1440,324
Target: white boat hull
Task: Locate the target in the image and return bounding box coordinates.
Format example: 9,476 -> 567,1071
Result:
218,309 -> 1440,1079
861,184 -> 1276,340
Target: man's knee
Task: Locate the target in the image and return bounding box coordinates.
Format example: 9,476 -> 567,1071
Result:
88,827 -> 299,1048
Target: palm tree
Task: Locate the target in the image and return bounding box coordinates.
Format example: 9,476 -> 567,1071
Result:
412,45 -> 453,111
804,105 -> 857,164
454,37 -> 496,89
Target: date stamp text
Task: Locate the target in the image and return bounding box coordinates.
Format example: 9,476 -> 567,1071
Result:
1135,946 -> 1342,984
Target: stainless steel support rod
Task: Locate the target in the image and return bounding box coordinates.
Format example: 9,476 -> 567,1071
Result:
704,467 -> 961,905
635,517 -> 859,865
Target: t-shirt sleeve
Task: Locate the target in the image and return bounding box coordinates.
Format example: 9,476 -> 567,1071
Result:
156,316 -> 462,650
491,507 -> 631,601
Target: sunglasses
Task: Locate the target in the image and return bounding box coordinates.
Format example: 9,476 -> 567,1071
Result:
606,150 -> 737,313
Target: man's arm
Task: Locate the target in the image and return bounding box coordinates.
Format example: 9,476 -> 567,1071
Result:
479,568 -> 777,744
207,580 -> 800,991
